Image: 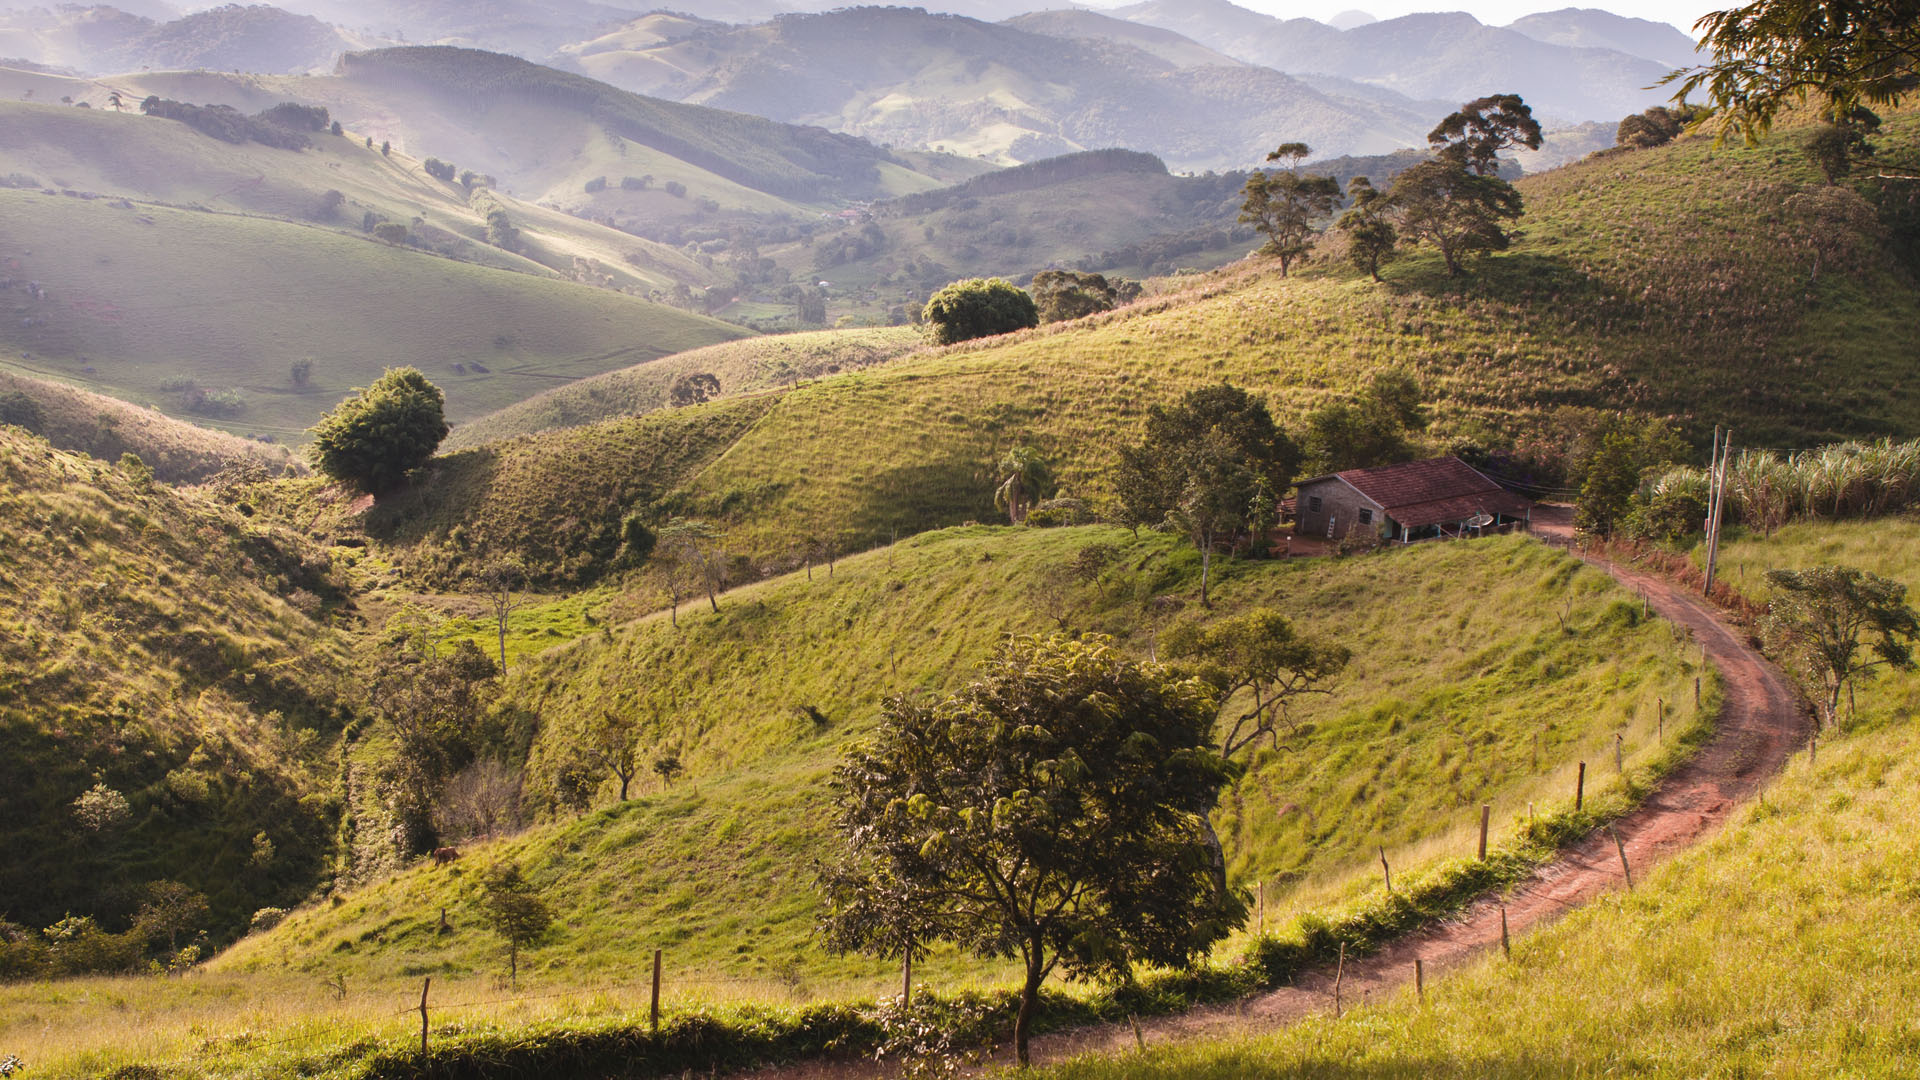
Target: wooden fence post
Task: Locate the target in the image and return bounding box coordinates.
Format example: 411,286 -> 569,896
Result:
1477,804 -> 1490,860
1576,761 -> 1586,811
1695,676 -> 1701,708
1257,880 -> 1265,935
1499,904 -> 1511,957
1615,732 -> 1624,773
1333,942 -> 1346,1018
419,976 -> 431,1057
1379,847 -> 1392,894
1658,697 -> 1665,743
1609,826 -> 1633,891
651,948 -> 663,1035
1414,956 -> 1424,1003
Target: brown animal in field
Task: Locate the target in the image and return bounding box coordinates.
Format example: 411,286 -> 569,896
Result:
431,846 -> 462,865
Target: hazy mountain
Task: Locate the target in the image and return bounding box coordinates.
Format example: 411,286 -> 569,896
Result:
551,6 -> 1438,170
1114,0 -> 1676,122
265,0 -> 633,56
1003,9 -> 1250,69
1328,10 -> 1377,30
1505,7 -> 1700,71
0,3 -> 356,75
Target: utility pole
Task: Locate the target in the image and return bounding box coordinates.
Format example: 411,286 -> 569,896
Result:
1703,427 -> 1732,598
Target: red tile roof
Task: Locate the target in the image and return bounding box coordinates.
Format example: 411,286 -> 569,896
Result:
1304,456 -> 1532,529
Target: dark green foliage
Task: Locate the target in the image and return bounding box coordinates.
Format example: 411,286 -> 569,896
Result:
822,633 -> 1242,1065
1240,143 -> 1343,275
366,633 -> 500,852
0,390 -> 43,431
921,278 -> 1039,345
254,102 -> 331,133
480,863 -> 552,983
1335,175 -> 1397,281
424,157 -> 456,182
668,372 -> 721,407
1670,0 -> 1920,143
137,97 -> 314,150
1031,270 -> 1125,324
1803,109 -> 1882,184
1763,565 -> 1920,728
308,368 -> 449,494
1427,94 -> 1543,176
1390,158 -> 1525,276
372,221 -> 409,245
1575,430 -> 1642,538
1302,370 -> 1428,474
1616,104 -> 1707,149
993,446 -> 1053,524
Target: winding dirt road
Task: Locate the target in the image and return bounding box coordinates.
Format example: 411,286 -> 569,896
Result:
752,518 -> 1810,1076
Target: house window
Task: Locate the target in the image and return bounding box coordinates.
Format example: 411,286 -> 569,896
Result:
1358,508 -> 1374,525
1308,495 -> 1323,513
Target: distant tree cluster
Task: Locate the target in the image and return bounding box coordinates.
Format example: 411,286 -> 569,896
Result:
423,157 -> 457,182
138,96 -> 327,150
1239,95 -> 1542,279
1030,270 -> 1140,324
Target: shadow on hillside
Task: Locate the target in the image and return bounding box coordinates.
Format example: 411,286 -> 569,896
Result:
843,454 -> 995,544
364,446 -> 502,546
1380,251 -> 1603,304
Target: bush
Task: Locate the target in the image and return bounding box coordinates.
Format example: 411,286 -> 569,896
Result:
584,176 -> 608,193
307,368 -> 449,493
373,222 -> 409,245
0,389 -> 43,432
424,157 -> 456,182
921,278 -> 1038,345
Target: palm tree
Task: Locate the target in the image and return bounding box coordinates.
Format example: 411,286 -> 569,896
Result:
994,446 -> 1053,525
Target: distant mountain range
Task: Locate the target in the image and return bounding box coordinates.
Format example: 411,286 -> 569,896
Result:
0,3 -> 359,74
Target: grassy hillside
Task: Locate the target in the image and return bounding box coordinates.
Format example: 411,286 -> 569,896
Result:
1039,518 -> 1920,1079
445,327 -> 924,449
0,367 -> 296,483
0,183 -> 748,441
4,525 -> 1702,1077
0,429 -> 354,948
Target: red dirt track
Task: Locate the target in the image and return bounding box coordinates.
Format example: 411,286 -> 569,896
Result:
751,513 -> 1810,1075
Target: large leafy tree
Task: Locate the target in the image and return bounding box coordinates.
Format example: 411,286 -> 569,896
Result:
1763,565 -> 1919,730
1392,95 -> 1539,276
1113,384 -> 1298,606
922,278 -> 1039,345
307,367 -> 448,493
1031,270 -> 1131,323
1239,142 -> 1343,276
1335,176 -> 1398,281
821,634 -> 1242,1067
1668,0 -> 1920,144
479,862 -> 552,985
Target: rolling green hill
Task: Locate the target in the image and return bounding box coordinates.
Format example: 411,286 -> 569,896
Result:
444,326 -> 924,449
0,429 -> 354,954
0,181 -> 748,441
10,524 -> 1704,1077
353,113 -> 1920,586
0,367 -> 297,483
1037,517 -> 1920,1080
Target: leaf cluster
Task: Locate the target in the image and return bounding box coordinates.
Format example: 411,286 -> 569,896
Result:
307,368 -> 449,494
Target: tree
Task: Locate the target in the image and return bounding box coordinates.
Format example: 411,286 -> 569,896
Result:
1390,158 -> 1525,276
1803,108 -> 1882,184
372,221 -> 409,245
1575,429 -> 1642,538
0,391 -> 44,433
380,140 -> 390,156
1115,384 -> 1298,606
71,784 -> 131,833
307,368 -> 448,494
656,518 -> 724,616
1666,0 -> 1920,144
994,446 -> 1054,525
366,625 -> 501,852
1163,609 -> 1350,895
1763,566 -> 1919,730
1616,104 -> 1707,149
821,634 -> 1242,1067
651,753 -> 683,787
1031,270 -> 1123,323
668,372 -> 721,407
1302,370 -> 1428,473
479,863 -> 551,985
1336,176 -> 1398,281
107,91 -> 123,112
135,881 -> 208,953
290,357 -> 313,387
330,119 -> 343,136
588,709 -> 645,802
1239,144 -> 1343,276
1426,94 -> 1542,176
922,278 -> 1039,345
479,559 -> 527,670
423,157 -> 455,182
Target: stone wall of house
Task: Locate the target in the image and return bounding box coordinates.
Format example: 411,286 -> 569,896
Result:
1293,479 -> 1385,540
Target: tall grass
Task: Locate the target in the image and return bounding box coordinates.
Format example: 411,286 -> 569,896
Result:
1650,437 -> 1920,533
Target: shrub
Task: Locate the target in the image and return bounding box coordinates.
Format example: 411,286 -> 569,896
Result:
307,368 -> 449,494
424,157 -> 456,182
0,389 -> 43,431
921,278 -> 1038,345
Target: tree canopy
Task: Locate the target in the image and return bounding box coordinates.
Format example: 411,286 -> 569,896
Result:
1336,176 -> 1398,281
1763,565 -> 1919,729
1240,142 -> 1343,276
922,278 -> 1039,345
307,367 -> 448,493
994,446 -> 1055,525
1669,0 -> 1920,143
821,634 -> 1241,1066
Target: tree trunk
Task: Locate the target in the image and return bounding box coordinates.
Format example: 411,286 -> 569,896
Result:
497,615 -> 508,671
1199,531 -> 1213,608
618,772 -> 631,801
1014,948 -> 1045,1067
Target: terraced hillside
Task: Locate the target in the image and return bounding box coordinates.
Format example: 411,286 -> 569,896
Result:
0,429 -> 355,949
1037,518 -> 1920,1079
8,523 -> 1706,1077
362,114 -> 1920,583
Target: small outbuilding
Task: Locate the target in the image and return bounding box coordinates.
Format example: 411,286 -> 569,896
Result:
1293,456 -> 1533,543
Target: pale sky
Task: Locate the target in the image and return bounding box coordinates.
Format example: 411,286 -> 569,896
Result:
1083,0 -> 1721,37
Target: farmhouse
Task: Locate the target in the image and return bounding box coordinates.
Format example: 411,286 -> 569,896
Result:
1294,456 -> 1533,543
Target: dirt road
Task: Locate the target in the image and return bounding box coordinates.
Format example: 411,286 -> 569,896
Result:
751,519 -> 1809,1076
